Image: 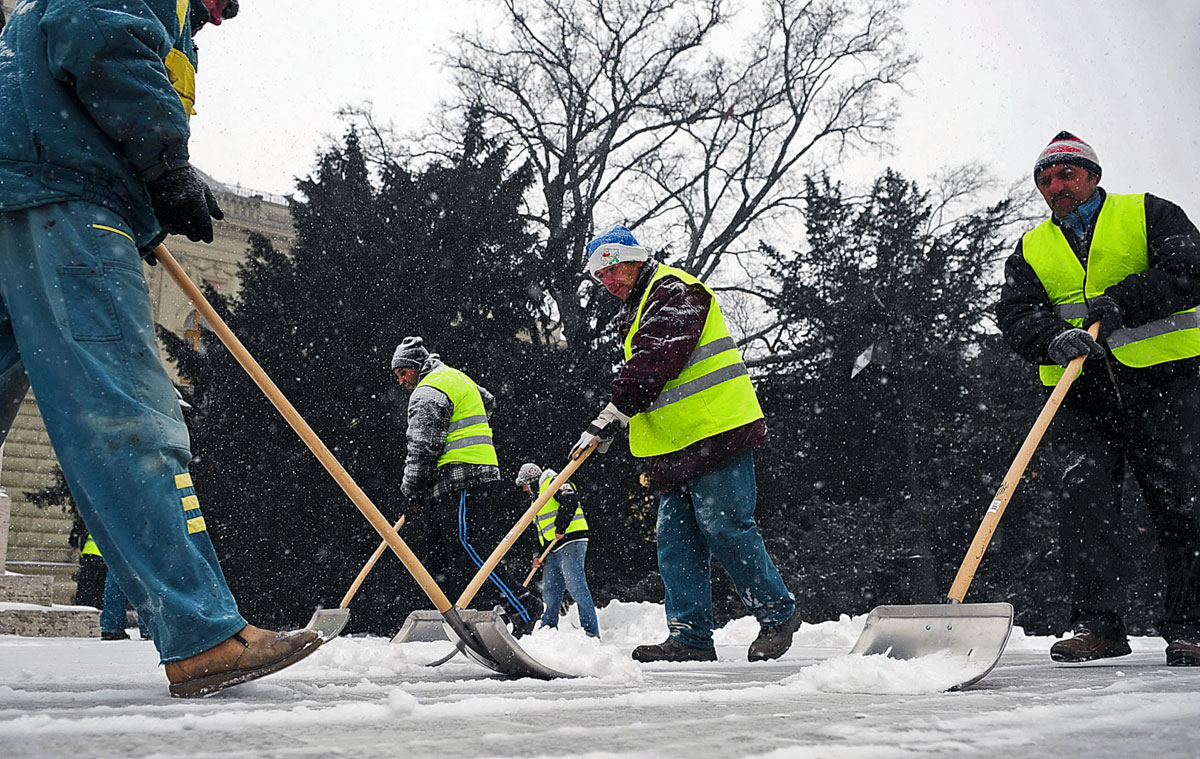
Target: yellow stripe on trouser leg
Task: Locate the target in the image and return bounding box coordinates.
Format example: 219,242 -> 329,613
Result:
177,473 -> 205,533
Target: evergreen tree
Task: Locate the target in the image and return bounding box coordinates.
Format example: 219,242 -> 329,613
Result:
161,113 -> 562,633
754,170 -> 1037,621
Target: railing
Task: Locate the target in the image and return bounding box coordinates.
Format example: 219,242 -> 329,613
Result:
219,184 -> 290,207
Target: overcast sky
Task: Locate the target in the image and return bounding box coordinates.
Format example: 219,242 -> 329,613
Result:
189,1 -> 1200,217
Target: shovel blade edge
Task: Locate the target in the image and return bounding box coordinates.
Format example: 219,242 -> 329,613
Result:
395,607 -> 576,680
849,602 -> 1014,690
392,610 -> 451,643
305,608 -> 351,641
453,611 -> 575,681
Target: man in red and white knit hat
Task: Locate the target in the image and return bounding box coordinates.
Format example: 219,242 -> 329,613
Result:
997,131 -> 1200,667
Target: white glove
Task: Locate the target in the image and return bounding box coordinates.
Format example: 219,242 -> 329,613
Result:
571,402 -> 631,459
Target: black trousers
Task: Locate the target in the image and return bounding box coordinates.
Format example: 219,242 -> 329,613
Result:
420,482 -> 539,627
1051,371 -> 1200,642
74,554 -> 107,609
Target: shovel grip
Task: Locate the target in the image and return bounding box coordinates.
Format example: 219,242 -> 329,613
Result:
946,322 -> 1099,602
523,537 -> 559,588
457,441 -> 597,607
154,244 -> 453,612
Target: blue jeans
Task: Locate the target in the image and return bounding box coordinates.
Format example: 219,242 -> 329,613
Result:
100,567 -> 151,638
0,201 -> 245,662
656,450 -> 794,649
540,539 -> 600,637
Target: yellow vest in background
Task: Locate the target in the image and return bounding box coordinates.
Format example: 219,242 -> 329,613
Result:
533,470 -> 588,547
417,366 -> 499,467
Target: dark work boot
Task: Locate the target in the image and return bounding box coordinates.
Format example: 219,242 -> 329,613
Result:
100,630 -> 130,641
632,637 -> 717,663
1166,639 -> 1200,666
508,597 -> 545,639
748,609 -> 803,662
1049,629 -> 1131,663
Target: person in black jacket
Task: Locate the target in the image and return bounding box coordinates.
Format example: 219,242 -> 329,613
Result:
997,131 -> 1200,667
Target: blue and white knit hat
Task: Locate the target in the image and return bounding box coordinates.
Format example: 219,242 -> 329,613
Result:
584,225 -> 649,281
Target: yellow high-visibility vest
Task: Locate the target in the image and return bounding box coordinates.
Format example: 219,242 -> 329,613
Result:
1023,193 -> 1200,385
417,366 -> 499,467
81,535 -> 101,557
533,470 -> 588,547
624,265 -> 763,457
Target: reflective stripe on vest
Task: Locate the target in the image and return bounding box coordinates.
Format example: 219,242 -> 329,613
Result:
1023,193 -> 1200,385
81,536 -> 101,557
533,470 -> 588,546
624,264 -> 764,457
416,366 -> 499,467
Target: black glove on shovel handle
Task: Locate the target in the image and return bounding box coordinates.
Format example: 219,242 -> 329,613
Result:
1083,294 -> 1124,343
147,166 -> 224,249
1047,327 -> 1105,366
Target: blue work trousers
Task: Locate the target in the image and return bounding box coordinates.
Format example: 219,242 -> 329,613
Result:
0,201 -> 245,662
656,450 -> 794,649
539,539 -> 600,637
100,567 -> 152,638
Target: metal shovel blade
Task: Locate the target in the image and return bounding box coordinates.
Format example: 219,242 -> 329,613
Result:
849,602 -> 1014,690
393,607 -> 575,680
392,610 -> 451,643
444,609 -> 575,680
305,607 -> 351,641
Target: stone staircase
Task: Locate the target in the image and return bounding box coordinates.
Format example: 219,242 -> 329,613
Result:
1,394 -> 100,637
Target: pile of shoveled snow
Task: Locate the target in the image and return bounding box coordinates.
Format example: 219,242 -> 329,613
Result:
297,601 -> 1064,695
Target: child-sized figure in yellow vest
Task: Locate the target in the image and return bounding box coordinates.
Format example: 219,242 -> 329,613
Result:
517,463 -> 599,638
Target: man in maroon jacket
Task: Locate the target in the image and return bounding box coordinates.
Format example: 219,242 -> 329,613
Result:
572,225 -> 800,663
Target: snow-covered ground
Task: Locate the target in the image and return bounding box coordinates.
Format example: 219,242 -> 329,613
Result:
2,601 -> 1199,758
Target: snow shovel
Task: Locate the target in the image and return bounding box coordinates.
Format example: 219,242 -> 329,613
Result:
523,536 -> 560,587
155,244 -> 558,679
850,323 -> 1099,690
304,515 -> 405,640
394,443 -> 596,671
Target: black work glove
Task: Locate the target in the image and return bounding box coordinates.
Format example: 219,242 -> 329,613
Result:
146,166 -> 224,249
1047,327 -> 1106,367
1083,294 -> 1124,344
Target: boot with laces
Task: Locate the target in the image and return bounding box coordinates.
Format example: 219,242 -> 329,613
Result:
1166,639 -> 1200,667
748,609 -> 803,662
632,637 -> 717,663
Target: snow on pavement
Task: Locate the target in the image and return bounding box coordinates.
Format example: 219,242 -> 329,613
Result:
2,600 -> 1199,758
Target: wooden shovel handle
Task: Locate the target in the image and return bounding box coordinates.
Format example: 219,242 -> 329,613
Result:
339,515 -> 405,608
153,244 -> 453,612
946,322 -> 1100,602
457,441 -> 597,607
523,536 -> 559,588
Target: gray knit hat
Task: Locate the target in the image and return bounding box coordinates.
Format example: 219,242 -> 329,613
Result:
390,336 -> 429,371
515,462 -> 543,490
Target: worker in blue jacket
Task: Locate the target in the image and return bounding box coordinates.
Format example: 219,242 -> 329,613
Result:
0,0 -> 321,697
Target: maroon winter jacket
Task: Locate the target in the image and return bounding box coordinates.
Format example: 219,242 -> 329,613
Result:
609,260 -> 767,492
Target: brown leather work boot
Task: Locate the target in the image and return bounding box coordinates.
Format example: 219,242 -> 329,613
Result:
1166,639 -> 1200,666
164,624 -> 322,698
1049,629 -> 1131,663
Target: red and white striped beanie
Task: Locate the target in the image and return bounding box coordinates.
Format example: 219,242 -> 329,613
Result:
1034,131 -> 1101,180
